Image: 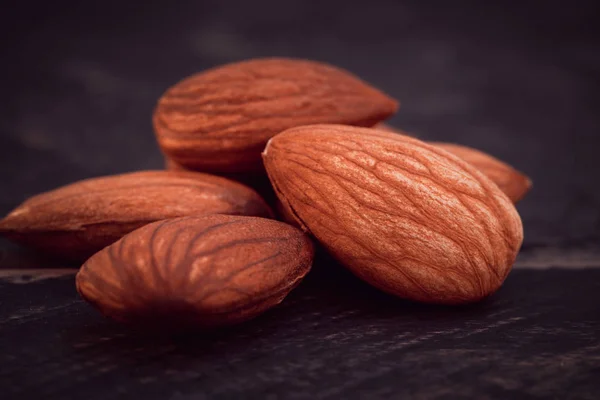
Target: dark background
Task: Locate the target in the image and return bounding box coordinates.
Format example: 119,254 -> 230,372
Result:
1,0 -> 599,399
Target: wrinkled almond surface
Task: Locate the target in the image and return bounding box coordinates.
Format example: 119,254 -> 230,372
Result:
76,215 -> 313,329
374,124 -> 531,203
153,58 -> 398,173
0,171 -> 272,260
433,143 -> 532,203
263,125 -> 523,304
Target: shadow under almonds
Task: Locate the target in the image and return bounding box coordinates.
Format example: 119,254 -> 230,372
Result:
20,255 -> 595,398
0,239 -> 81,270
65,249 -> 507,358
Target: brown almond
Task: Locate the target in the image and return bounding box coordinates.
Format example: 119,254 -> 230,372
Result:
432,143 -> 532,203
0,171 -> 273,260
374,124 -> 531,203
263,124 -> 523,305
153,58 -> 398,174
76,215 -> 313,329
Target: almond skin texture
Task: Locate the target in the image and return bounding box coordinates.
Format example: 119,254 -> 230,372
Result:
432,143 -> 532,203
374,124 -> 531,203
0,171 -> 273,261
263,125 -> 524,304
153,58 -> 398,174
76,215 -> 313,329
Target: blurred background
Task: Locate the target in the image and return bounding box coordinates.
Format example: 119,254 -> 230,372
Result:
1,0 -> 599,252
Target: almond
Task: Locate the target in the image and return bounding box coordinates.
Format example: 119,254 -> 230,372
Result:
375,124 -> 531,203
153,58 -> 398,174
263,124 -> 523,304
432,143 -> 531,203
76,215 -> 313,329
0,171 -> 272,260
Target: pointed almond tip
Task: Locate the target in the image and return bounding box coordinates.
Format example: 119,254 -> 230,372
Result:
0,208 -> 26,232
524,175 -> 533,190
378,95 -> 400,120
506,172 -> 533,203
390,98 -> 400,114
518,174 -> 533,202
262,137 -> 275,158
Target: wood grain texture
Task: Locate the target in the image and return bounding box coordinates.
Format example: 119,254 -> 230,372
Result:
263,125 -> 523,304
433,142 -> 532,203
76,214 -> 314,329
0,171 -> 273,260
153,58 -> 398,173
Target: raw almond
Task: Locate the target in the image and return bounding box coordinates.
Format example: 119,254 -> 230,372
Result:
153,58 -> 398,174
375,124 -> 531,203
263,124 -> 523,304
76,215 -> 313,329
0,170 -> 272,260
432,142 -> 531,203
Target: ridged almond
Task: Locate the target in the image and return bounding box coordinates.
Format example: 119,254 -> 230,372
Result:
432,143 -> 531,203
263,125 -> 523,304
375,124 -> 531,203
153,58 -> 398,173
76,215 -> 313,329
0,171 -> 272,260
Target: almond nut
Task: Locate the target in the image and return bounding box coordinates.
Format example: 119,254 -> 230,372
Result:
375,124 -> 531,203
263,124 -> 523,304
432,142 -> 532,203
76,214 -> 313,329
0,170 -> 272,260
153,58 -> 398,174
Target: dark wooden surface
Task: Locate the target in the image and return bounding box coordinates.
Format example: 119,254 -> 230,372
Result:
1,0 -> 599,398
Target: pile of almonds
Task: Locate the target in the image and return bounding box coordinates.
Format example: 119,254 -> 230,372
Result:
0,58 -> 531,330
